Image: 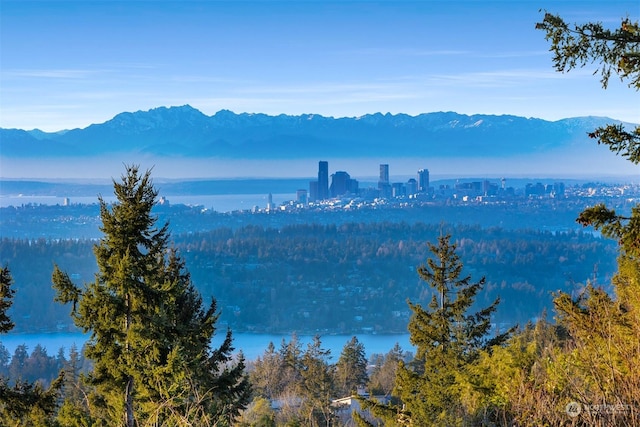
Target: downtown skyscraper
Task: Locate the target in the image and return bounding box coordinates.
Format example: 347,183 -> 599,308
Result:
318,161 -> 329,201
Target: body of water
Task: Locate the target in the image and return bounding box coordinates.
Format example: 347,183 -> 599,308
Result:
0,193 -> 296,213
0,332 -> 412,361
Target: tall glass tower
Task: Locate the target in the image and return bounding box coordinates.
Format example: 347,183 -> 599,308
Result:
318,161 -> 329,200
379,164 -> 389,185
418,168 -> 430,193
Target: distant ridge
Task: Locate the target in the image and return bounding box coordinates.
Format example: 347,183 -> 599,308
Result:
0,105 -> 629,160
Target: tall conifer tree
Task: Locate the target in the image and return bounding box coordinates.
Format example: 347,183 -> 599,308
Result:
396,234 -> 507,425
52,165 -> 249,426
356,235 -> 509,426
335,336 -> 368,397
297,336 -> 335,427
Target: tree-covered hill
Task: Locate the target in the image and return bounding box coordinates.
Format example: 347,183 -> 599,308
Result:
0,222 -> 617,334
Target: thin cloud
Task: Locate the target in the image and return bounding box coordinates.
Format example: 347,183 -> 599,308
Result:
233,80 -> 414,96
426,68 -> 584,88
2,63 -> 163,81
473,50 -> 551,59
169,75 -> 252,84
2,69 -> 105,79
343,47 -> 471,57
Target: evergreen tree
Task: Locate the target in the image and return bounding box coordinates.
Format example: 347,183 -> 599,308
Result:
250,341 -> 282,400
537,11 -> 640,424
0,345 -> 10,378
236,396 -> 276,427
254,335 -> 304,425
0,265 -> 62,426
367,343 -> 404,396
52,165 -> 250,426
297,336 -> 335,427
536,12 -> 640,246
277,334 -> 303,400
7,344 -> 28,383
536,12 -> 639,166
334,336 -> 368,397
0,266 -> 15,334
552,281 -> 640,425
397,235 -> 508,425
56,344 -> 92,427
357,235 -> 509,426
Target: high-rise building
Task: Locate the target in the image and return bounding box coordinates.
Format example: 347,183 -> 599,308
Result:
318,161 -> 329,201
296,189 -> 308,204
392,182 -> 405,198
379,164 -> 389,185
266,193 -> 274,211
378,164 -> 391,198
406,178 -> 418,195
418,168 -> 430,193
483,180 -> 491,195
330,171 -> 358,197
309,181 -> 318,202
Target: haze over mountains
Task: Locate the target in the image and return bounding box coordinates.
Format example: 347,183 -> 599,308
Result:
1,105 -> 637,179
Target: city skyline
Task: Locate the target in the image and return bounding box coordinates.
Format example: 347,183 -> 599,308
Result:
309,160 -> 428,201
1,1 -> 638,132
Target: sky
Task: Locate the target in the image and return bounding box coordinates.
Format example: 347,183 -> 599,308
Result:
1,0 -> 638,133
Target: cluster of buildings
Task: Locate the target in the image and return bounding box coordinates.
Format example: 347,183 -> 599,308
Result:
257,160 -> 636,214
297,161 -> 430,205
281,160 -> 569,207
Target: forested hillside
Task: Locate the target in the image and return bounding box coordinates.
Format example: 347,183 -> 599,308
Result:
0,222 -> 617,334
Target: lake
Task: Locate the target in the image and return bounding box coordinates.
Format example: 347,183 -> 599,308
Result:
0,332 -> 413,361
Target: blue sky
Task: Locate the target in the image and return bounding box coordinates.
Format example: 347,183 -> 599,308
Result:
1,0 -> 638,132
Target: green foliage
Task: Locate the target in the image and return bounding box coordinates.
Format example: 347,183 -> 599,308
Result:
250,342 -> 281,400
52,165 -> 250,426
56,344 -> 93,427
536,12 -> 640,165
536,12 -> 640,89
578,203 -> 640,259
250,335 -> 354,427
56,399 -> 93,427
0,265 -> 63,426
589,123 -> 640,164
392,235 -> 510,426
334,336 -> 368,397
353,396 -> 400,427
549,262 -> 640,425
249,336 -> 304,425
367,343 -> 405,396
537,10 -> 640,424
297,336 -> 335,427
0,266 -> 15,334
0,375 -> 63,426
236,396 -> 276,427
1,219 -> 618,334
51,265 -> 81,312
354,236 -> 514,426
464,318 -> 572,425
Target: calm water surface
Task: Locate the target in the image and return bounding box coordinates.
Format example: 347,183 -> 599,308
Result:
0,332 -> 413,361
0,193 -> 295,212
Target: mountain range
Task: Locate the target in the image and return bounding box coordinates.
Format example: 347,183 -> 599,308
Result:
2,105 -> 638,179
1,105 -> 629,159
